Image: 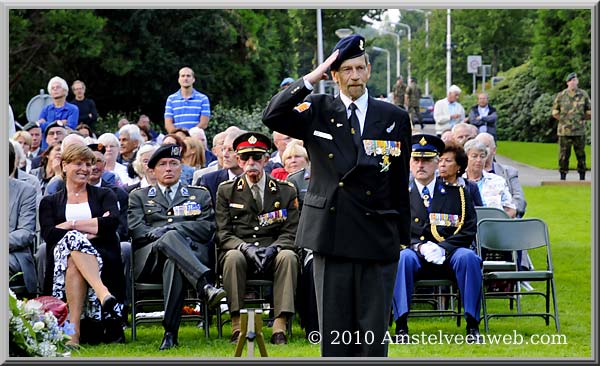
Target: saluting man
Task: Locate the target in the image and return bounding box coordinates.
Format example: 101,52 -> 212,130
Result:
262,35 -> 412,357
128,144 -> 226,351
392,134 -> 482,343
215,132 -> 300,346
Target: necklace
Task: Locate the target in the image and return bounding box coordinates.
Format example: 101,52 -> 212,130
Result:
70,186 -> 86,197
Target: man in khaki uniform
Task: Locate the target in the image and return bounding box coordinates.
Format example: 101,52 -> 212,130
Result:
215,132 -> 300,345
552,72 -> 592,180
392,76 -> 406,109
405,76 -> 423,129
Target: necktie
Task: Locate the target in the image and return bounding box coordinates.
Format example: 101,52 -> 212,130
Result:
422,186 -> 431,212
252,184 -> 263,212
348,103 -> 362,148
165,187 -> 172,205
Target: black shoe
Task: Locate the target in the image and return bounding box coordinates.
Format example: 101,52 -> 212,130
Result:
395,328 -> 410,344
560,172 -> 567,180
204,284 -> 226,308
270,331 -> 288,345
159,331 -> 178,351
230,329 -> 240,344
101,294 -> 119,318
580,172 -> 586,181
466,326 -> 483,344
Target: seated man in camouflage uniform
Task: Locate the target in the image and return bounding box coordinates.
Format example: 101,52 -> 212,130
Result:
128,144 -> 226,351
215,132 -> 300,345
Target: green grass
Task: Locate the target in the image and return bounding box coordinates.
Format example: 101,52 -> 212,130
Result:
72,185 -> 591,360
496,140 -> 592,170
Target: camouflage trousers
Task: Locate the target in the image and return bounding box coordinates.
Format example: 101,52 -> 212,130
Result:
407,106 -> 422,128
558,135 -> 586,174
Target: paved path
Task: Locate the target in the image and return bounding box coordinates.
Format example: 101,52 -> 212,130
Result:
417,123 -> 592,187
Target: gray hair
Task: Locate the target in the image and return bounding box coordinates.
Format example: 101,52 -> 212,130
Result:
475,132 -> 496,148
463,139 -> 489,158
133,143 -> 159,177
98,133 -> 120,149
61,133 -> 86,151
47,76 -> 69,94
119,124 -> 144,147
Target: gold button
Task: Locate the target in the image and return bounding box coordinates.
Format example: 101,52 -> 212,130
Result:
147,210 -> 152,213
234,216 -> 238,219
330,118 -> 335,123
330,207 -> 336,213
415,218 -> 419,223
167,212 -> 172,216
420,236 -> 425,240
338,182 -> 344,188
254,226 -> 259,231
328,153 -> 334,159
168,218 -> 173,223
254,242 -> 259,246
252,234 -> 257,238
366,190 -> 372,196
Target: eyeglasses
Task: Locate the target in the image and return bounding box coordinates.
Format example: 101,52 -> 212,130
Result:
239,152 -> 264,162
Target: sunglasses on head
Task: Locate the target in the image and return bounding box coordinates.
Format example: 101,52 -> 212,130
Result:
239,152 -> 265,161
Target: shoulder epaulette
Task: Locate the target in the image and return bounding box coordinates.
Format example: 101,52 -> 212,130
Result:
187,185 -> 209,191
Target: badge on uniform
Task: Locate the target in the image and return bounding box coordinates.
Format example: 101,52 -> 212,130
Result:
173,201 -> 202,216
230,203 -> 244,209
429,213 -> 460,227
363,139 -> 401,172
148,187 -> 157,197
257,209 -> 288,227
181,187 -> 189,197
294,101 -> 311,113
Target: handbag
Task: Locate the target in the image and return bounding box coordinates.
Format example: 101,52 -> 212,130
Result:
31,296 -> 68,326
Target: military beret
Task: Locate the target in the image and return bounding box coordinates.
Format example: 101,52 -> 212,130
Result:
87,143 -> 106,154
410,76 -> 417,82
411,134 -> 445,158
44,120 -> 67,139
566,72 -> 577,82
330,34 -> 366,71
22,121 -> 40,131
280,77 -> 295,88
233,132 -> 272,154
147,144 -> 182,169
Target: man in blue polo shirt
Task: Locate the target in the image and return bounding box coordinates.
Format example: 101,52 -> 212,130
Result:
164,67 -> 211,133
36,76 -> 79,150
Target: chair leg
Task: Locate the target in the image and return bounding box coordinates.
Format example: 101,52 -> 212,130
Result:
131,285 -> 137,341
551,278 -> 560,332
203,300 -> 210,338
545,279 -> 551,326
481,284 -> 489,333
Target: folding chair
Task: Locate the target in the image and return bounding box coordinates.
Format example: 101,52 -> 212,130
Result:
410,278 -> 462,326
477,218 -> 560,332
130,249 -> 211,341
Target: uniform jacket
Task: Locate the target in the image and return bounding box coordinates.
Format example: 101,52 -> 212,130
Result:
262,79 -> 412,262
409,177 -> 477,257
127,183 -> 215,277
39,185 -> 124,298
216,174 -> 299,253
198,168 -> 231,206
552,87 -> 592,136
9,178 -> 38,293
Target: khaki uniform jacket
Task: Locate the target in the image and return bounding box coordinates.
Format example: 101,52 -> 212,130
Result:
215,174 -> 299,253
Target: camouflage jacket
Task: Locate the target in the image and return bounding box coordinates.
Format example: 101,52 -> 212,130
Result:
406,84 -> 422,107
552,87 -> 592,136
392,83 -> 405,106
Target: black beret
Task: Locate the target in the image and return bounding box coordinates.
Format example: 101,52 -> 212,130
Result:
233,132 -> 272,154
411,134 -> 445,158
43,120 -> 67,139
147,144 -> 182,169
87,143 -> 106,154
566,72 -> 577,82
330,35 -> 366,71
22,121 -> 40,131
410,76 -> 417,82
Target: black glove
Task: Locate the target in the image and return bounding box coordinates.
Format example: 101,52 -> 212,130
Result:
239,243 -> 264,273
145,225 -> 174,241
260,245 -> 279,271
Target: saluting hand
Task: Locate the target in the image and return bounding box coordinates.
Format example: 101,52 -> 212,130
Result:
304,49 -> 340,86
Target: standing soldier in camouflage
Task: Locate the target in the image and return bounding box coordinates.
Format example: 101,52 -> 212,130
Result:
552,72 -> 591,180
405,76 -> 423,129
392,76 -> 406,110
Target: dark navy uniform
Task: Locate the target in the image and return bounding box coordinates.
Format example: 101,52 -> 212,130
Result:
263,35 -> 412,356
392,134 -> 482,339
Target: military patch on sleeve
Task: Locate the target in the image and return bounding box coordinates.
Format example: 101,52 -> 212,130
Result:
293,101 -> 311,113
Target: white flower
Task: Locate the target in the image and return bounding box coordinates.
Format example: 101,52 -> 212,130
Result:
33,321 -> 45,331
24,299 -> 43,313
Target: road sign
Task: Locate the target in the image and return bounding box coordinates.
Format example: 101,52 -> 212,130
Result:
467,55 -> 482,74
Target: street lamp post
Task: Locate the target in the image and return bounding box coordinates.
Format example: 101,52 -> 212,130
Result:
409,9 -> 432,95
372,46 -> 391,98
316,9 -> 325,94
396,23 -> 411,81
446,9 -> 452,91
378,29 -> 400,79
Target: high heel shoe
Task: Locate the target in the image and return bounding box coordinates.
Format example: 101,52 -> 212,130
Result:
101,294 -> 119,318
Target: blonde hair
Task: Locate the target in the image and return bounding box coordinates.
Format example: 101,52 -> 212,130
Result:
61,144 -> 96,180
282,139 -> 308,164
183,136 -> 206,169
13,130 -> 32,146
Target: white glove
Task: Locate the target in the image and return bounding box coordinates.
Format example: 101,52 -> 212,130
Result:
420,242 -> 446,265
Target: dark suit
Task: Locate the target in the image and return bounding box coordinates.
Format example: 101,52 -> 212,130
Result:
9,178 -> 38,294
198,168 -> 230,205
128,183 -> 215,333
263,79 -> 412,356
39,185 -> 125,302
392,178 -> 481,323
215,174 -> 299,317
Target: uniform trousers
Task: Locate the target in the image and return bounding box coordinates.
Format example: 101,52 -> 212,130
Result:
220,249 -> 298,318
392,247 -> 482,322
135,231 -> 211,333
558,135 -> 586,174
313,253 -> 397,357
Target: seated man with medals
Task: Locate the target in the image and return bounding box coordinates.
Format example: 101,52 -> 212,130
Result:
392,134 -> 483,343
128,144 -> 226,350
215,132 -> 300,345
